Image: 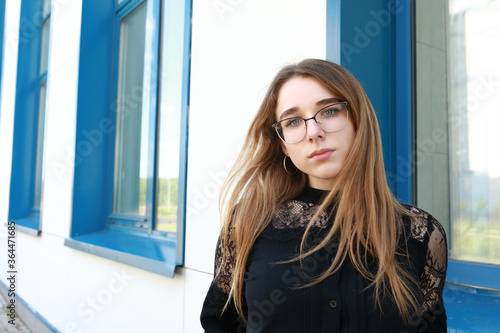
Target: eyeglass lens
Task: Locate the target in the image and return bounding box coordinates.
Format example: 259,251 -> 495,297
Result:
275,103 -> 348,144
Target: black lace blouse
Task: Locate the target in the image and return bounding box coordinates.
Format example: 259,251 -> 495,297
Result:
200,187 -> 448,333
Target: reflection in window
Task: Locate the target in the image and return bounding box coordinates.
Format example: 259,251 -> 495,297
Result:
154,0 -> 186,233
33,83 -> 47,210
33,0 -> 51,211
113,2 -> 148,216
448,0 -> 500,264
39,19 -> 50,74
42,0 -> 50,17
156,100 -> 180,232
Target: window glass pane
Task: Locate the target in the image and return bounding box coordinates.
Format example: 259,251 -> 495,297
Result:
415,0 -> 500,265
156,104 -> 180,232
155,0 -> 186,232
415,0 -> 451,240
113,2 -> 148,216
42,0 -> 51,17
39,18 -> 50,74
448,0 -> 500,264
33,83 -> 47,210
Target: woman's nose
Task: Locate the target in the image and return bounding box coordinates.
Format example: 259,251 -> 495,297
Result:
305,118 -> 325,141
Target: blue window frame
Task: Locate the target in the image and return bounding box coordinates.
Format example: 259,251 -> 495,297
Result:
9,0 -> 51,235
65,0 -> 191,277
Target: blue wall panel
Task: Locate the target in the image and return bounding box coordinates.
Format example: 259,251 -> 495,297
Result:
71,0 -> 115,236
9,0 -> 43,223
394,1 -> 412,203
340,0 -> 397,192
328,0 -> 412,203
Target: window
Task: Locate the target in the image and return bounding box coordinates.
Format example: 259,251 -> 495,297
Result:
447,1 -> 500,266
415,0 -> 500,288
110,0 -> 153,227
9,0 -> 51,235
66,0 -> 191,277
110,0 -> 186,235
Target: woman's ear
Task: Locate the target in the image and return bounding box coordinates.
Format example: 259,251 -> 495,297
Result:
280,141 -> 288,156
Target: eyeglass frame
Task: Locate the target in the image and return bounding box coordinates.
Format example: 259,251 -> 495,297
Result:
271,101 -> 350,144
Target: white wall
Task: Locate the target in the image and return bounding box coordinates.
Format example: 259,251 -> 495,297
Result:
186,0 -> 327,273
0,0 -> 326,332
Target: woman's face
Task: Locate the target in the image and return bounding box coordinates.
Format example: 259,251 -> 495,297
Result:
275,76 -> 356,190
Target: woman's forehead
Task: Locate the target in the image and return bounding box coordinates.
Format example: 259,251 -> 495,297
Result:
275,76 -> 339,118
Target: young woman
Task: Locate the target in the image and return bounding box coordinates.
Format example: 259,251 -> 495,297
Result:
200,59 -> 447,333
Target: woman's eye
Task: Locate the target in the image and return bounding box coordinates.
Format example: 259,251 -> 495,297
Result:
285,118 -> 302,127
322,107 -> 341,116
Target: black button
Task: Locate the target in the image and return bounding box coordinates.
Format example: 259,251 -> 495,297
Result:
329,299 -> 337,308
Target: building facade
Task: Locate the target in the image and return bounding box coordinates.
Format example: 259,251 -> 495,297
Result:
0,0 -> 499,332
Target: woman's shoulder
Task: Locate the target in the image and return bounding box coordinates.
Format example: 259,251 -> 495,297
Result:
399,204 -> 447,244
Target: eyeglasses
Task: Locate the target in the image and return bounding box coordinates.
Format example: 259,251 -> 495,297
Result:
271,102 -> 349,144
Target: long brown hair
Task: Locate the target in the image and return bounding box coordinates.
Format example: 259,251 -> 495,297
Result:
218,59 -> 420,323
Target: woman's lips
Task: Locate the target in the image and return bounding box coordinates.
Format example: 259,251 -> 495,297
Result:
309,149 -> 334,161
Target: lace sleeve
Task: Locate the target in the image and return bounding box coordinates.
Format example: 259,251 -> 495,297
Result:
418,214 -> 448,333
214,227 -> 236,293
200,227 -> 245,332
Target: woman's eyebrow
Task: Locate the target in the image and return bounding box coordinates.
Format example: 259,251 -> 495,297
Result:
316,97 -> 343,106
278,98 -> 342,120
279,107 -> 299,120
